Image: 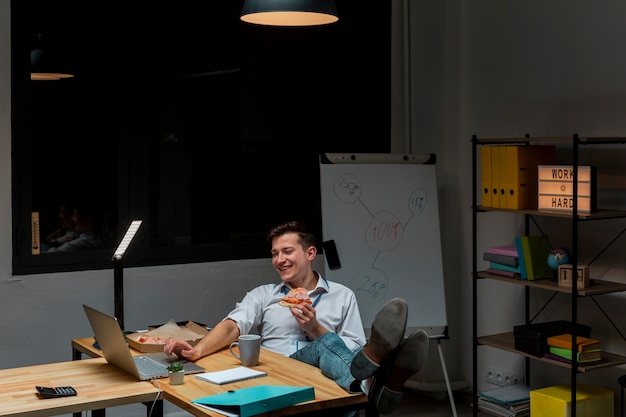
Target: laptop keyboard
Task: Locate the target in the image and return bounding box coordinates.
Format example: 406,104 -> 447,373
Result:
134,356 -> 169,378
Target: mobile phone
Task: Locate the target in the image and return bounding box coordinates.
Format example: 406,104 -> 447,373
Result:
36,386 -> 77,398
323,240 -> 341,270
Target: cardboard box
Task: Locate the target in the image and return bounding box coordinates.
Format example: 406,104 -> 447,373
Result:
126,320 -> 209,353
558,264 -> 591,289
513,320 -> 591,357
530,383 -> 613,417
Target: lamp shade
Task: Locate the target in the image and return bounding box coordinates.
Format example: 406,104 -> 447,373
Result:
241,0 -> 338,26
30,33 -> 74,80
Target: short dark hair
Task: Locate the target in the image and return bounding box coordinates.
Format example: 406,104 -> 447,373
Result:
73,193 -> 105,234
267,220 -> 317,250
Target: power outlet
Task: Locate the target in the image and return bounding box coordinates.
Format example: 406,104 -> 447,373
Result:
486,367 -> 525,386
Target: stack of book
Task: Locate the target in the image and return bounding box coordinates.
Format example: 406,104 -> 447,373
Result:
478,384 -> 530,417
544,333 -> 602,364
483,245 -> 520,277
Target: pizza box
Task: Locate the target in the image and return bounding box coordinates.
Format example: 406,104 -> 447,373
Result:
126,319 -> 209,353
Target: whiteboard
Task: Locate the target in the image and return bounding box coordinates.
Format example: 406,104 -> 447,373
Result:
320,153 -> 448,338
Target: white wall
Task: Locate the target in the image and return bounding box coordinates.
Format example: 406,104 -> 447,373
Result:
453,0 -> 626,407
396,0 -> 626,409
4,0 -> 626,410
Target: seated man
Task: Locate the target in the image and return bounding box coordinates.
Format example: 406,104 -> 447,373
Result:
43,201 -> 78,249
46,198 -> 104,252
165,220 -> 428,414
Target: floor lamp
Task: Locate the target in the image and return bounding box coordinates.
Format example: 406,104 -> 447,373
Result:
112,220 -> 142,331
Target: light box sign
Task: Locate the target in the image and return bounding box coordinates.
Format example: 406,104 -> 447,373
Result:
537,165 -> 597,213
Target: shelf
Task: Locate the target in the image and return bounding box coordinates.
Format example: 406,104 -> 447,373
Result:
478,332 -> 626,372
472,136 -> 626,145
476,271 -> 626,296
475,206 -> 626,221
471,134 -> 626,417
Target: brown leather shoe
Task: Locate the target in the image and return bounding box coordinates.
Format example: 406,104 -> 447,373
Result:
368,329 -> 430,414
350,298 -> 408,380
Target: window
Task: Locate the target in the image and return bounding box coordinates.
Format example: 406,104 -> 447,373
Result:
11,0 -> 391,275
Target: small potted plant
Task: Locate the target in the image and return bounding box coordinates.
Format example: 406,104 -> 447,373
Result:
167,362 -> 185,385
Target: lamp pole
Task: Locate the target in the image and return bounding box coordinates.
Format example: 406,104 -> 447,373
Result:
112,220 -> 142,332
114,255 -> 124,330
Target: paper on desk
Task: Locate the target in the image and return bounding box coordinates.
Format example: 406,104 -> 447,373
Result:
142,319 -> 203,340
194,403 -> 239,417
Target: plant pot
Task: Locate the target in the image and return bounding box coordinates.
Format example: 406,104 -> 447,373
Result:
169,371 -> 185,385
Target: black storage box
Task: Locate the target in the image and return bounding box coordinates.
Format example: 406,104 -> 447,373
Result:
513,320 -> 591,357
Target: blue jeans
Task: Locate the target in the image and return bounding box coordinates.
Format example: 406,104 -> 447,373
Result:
289,332 -> 361,394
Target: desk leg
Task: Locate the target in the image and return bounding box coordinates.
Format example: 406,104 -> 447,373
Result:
144,400 -> 163,417
72,349 -> 82,417
365,400 -> 379,417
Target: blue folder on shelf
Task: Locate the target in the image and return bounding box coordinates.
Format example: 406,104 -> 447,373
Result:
192,385 -> 315,417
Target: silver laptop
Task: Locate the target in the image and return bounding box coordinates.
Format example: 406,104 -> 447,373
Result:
83,304 -> 205,381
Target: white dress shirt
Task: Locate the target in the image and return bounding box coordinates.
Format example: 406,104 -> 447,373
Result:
46,231 -> 101,252
226,273 -> 366,356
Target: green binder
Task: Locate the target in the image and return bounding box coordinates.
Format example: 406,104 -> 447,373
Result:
192,385 -> 315,417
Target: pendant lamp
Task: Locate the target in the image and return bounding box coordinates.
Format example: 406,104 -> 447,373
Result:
30,33 -> 74,81
241,0 -> 338,26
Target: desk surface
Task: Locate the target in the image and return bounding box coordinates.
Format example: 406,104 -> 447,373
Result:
0,357 -> 160,417
72,337 -> 368,417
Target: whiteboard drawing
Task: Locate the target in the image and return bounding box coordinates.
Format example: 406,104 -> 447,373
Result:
320,155 -> 447,336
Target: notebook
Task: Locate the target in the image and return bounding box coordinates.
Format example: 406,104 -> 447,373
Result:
196,366 -> 267,385
82,304 -> 205,381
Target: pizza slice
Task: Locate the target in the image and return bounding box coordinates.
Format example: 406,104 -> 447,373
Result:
279,287 -> 312,308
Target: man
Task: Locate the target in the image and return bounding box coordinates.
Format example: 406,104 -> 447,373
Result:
47,200 -> 103,252
165,220 -> 428,414
43,201 -> 77,249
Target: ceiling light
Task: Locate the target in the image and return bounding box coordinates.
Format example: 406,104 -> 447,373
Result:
30,33 -> 74,81
241,0 -> 338,26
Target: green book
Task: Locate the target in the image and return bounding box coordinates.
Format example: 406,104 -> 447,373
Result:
520,235 -> 553,280
548,345 -> 602,362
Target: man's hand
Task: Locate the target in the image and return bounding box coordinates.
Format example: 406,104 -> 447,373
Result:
291,303 -> 328,339
164,339 -> 202,361
164,319 -> 240,361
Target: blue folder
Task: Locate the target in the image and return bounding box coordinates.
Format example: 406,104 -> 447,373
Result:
192,385 -> 315,417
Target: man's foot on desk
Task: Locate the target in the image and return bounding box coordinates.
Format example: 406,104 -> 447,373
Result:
350,298 -> 408,380
368,329 -> 429,415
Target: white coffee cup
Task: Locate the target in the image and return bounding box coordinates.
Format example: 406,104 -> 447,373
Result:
229,334 -> 261,366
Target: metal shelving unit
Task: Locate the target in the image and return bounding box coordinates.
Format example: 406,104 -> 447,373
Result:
471,134 -> 626,417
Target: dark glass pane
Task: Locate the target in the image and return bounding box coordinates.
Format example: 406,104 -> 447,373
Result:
12,0 -> 391,274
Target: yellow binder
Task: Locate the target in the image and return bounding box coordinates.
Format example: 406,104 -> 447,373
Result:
480,146 -> 492,207
491,146 -> 507,208
505,145 -> 556,209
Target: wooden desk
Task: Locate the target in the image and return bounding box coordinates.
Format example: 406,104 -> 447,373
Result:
0,357 -> 160,417
72,337 -> 371,417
